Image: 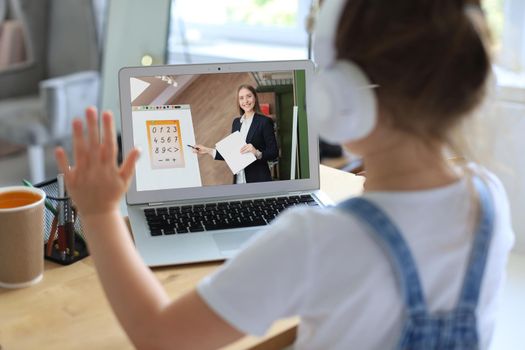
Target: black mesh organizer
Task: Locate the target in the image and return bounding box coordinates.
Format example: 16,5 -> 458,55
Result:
34,178 -> 89,265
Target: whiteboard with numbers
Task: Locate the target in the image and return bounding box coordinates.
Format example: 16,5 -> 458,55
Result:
131,105 -> 202,192
146,120 -> 185,169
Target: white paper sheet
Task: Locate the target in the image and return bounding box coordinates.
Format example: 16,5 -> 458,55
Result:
133,105 -> 202,191
215,131 -> 256,175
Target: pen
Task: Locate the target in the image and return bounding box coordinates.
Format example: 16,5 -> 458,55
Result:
187,144 -> 200,151
22,179 -> 57,215
46,213 -> 59,256
64,190 -> 75,258
57,174 -> 67,260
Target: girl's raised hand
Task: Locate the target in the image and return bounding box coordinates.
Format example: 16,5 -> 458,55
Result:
54,107 -> 140,217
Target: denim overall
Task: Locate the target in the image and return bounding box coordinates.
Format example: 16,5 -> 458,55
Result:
338,176 -> 494,349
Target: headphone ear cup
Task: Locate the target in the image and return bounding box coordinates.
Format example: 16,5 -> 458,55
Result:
309,61 -> 378,143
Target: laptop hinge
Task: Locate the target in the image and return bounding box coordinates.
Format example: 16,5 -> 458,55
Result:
144,191 -> 313,207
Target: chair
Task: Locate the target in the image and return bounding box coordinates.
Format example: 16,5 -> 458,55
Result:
0,0 -> 106,183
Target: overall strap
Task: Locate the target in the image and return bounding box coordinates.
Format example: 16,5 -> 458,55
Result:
338,197 -> 427,314
458,176 -> 495,310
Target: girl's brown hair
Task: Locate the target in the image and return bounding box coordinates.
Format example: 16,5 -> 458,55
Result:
335,0 -> 491,142
237,84 -> 261,116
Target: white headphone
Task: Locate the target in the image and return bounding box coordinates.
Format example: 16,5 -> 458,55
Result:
309,0 -> 378,143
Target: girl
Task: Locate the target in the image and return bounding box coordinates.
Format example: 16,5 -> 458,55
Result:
55,0 -> 514,349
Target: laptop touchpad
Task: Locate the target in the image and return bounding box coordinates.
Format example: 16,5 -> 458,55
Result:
213,231 -> 256,257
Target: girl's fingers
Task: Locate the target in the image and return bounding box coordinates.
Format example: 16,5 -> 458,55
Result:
72,118 -> 87,167
55,147 -> 74,188
86,107 -> 100,148
102,111 -> 117,161
54,147 -> 70,175
119,148 -> 140,183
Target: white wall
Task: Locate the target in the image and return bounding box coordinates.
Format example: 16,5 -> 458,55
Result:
489,90 -> 525,253
477,82 -> 525,254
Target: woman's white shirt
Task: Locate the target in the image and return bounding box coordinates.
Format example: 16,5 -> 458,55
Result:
197,166 -> 514,349
234,114 -> 253,184
211,114 -> 253,184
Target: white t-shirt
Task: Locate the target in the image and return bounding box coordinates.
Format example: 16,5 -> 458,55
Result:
197,167 -> 514,350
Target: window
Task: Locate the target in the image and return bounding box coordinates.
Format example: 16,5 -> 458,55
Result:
485,0 -> 525,73
501,0 -> 525,73
168,0 -> 525,76
483,0 -> 505,49
170,0 -> 310,47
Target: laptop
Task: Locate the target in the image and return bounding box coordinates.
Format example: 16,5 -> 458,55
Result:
119,60 -> 333,267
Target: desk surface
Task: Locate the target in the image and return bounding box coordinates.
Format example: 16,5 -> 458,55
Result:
0,165 -> 364,350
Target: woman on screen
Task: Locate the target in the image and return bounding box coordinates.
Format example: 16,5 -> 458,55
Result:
193,84 -> 278,183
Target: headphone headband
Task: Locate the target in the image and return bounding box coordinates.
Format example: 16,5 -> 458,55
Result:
309,0 -> 378,143
312,0 -> 346,69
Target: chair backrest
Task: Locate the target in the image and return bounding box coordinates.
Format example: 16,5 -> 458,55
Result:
46,0 -> 101,78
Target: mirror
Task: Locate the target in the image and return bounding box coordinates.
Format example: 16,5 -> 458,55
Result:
100,0 -> 171,132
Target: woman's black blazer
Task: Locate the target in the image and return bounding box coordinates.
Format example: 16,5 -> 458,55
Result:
215,113 -> 278,183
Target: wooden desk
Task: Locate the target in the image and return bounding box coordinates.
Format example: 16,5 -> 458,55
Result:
0,165 -> 364,350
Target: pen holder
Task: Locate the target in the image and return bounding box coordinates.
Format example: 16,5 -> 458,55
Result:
35,178 -> 89,265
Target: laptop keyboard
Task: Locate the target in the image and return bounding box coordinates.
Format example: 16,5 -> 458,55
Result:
143,194 -> 318,236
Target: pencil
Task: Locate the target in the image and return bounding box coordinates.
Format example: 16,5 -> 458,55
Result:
46,214 -> 59,256
57,174 -> 67,258
64,192 -> 75,258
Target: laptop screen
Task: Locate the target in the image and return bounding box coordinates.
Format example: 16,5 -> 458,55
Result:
128,68 -> 311,193
119,61 -> 318,204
